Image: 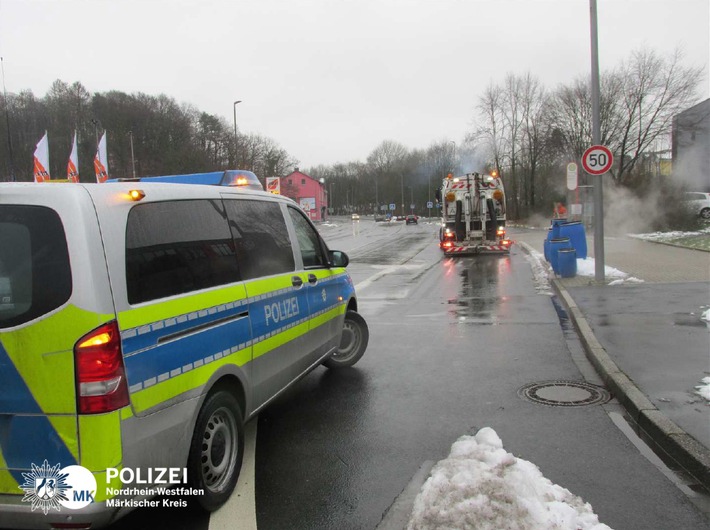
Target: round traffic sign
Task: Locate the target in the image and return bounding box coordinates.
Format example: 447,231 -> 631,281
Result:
582,145 -> 613,175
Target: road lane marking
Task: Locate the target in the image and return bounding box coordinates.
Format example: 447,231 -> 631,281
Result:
209,419 -> 258,530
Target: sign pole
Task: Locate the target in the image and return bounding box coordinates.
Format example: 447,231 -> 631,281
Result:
590,0 -> 604,282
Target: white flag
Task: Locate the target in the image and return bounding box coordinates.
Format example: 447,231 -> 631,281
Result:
94,132 -> 108,183
67,131 -> 79,182
33,131 -> 50,182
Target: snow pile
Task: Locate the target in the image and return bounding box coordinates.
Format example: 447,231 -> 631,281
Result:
519,240 -> 643,287
519,243 -> 552,295
695,377 -> 710,402
630,228 -> 710,242
575,258 -> 644,285
407,428 -> 612,530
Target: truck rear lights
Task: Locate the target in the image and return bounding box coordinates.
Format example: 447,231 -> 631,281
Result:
74,320 -> 129,414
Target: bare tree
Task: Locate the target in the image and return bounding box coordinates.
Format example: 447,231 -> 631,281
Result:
519,73 -> 549,211
610,48 -> 704,185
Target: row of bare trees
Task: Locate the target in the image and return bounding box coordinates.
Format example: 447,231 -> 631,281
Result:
471,48 -> 704,218
0,80 -> 296,182
1,48 -> 703,220
310,47 -> 704,219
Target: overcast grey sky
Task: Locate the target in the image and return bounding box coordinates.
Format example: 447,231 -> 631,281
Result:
1,0 -> 708,169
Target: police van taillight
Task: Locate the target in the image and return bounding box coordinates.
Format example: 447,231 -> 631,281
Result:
74,321 -> 129,414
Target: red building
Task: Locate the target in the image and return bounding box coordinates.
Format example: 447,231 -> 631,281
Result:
281,168 -> 328,221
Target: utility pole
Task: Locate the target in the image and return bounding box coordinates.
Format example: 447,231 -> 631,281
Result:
1,57 -> 15,181
590,0 -> 605,282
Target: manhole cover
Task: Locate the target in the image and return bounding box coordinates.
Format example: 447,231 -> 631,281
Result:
518,380 -> 611,407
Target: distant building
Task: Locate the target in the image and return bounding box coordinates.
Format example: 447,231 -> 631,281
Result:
280,168 -> 328,221
672,98 -> 710,191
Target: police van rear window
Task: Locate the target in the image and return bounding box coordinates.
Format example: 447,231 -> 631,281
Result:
0,205 -> 72,328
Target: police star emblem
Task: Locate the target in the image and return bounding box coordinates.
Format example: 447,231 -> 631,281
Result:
19,460 -> 70,514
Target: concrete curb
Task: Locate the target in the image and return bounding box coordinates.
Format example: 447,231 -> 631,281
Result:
551,277 -> 710,493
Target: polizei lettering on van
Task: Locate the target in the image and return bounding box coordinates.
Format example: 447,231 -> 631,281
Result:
264,297 -> 300,326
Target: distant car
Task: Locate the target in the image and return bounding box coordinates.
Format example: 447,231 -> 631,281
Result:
374,214 -> 386,222
406,215 -> 418,225
683,192 -> 710,219
351,213 -> 360,221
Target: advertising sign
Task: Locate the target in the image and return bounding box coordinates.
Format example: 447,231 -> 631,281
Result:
299,197 -> 315,212
266,177 -> 280,194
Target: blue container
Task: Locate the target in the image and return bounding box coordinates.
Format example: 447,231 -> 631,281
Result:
550,218 -> 567,239
557,248 -> 577,278
549,237 -> 572,274
559,221 -> 587,259
543,236 -> 550,262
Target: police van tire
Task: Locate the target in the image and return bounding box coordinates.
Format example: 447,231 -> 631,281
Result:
324,311 -> 369,369
188,390 -> 245,512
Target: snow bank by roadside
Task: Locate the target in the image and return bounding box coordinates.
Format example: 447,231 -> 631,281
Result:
407,428 -> 612,530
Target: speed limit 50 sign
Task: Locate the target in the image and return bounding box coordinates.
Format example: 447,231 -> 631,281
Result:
582,145 -> 613,175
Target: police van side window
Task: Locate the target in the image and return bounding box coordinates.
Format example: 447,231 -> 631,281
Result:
223,199 -> 295,280
125,200 -> 241,304
287,207 -> 327,268
0,205 -> 72,328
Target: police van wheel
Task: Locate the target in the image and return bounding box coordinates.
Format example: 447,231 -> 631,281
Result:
188,390 -> 244,512
324,310 -> 369,369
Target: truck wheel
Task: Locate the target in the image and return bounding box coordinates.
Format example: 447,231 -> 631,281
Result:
324,311 -> 369,368
188,390 -> 244,512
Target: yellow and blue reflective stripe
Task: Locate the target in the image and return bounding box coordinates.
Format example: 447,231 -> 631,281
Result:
0,341 -> 77,484
121,271 -> 352,401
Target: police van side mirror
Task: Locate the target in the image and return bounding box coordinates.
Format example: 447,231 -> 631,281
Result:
329,250 -> 349,268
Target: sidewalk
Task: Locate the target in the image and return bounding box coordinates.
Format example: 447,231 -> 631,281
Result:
512,227 -> 710,492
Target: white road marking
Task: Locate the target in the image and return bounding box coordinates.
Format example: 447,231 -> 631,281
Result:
209,419 -> 258,530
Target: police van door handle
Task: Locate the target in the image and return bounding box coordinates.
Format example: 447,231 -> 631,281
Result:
308,274 -> 318,285
291,276 -> 304,288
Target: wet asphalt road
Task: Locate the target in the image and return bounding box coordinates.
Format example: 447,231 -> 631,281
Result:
110,218 -> 708,530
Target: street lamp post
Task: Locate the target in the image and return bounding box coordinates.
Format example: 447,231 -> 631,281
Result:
400,173 -> 404,217
91,119 -> 101,149
233,100 -> 242,167
129,129 -> 136,178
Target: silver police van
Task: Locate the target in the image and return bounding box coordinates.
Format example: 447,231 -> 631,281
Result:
0,176 -> 368,529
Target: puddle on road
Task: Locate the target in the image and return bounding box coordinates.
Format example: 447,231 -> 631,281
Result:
447,255 -> 511,323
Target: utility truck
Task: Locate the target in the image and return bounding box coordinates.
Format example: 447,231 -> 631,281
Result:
436,172 -> 512,255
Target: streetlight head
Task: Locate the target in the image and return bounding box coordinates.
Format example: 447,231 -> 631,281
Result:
234,100 -> 242,105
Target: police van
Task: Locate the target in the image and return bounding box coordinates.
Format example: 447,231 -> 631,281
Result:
0,175 -> 368,529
